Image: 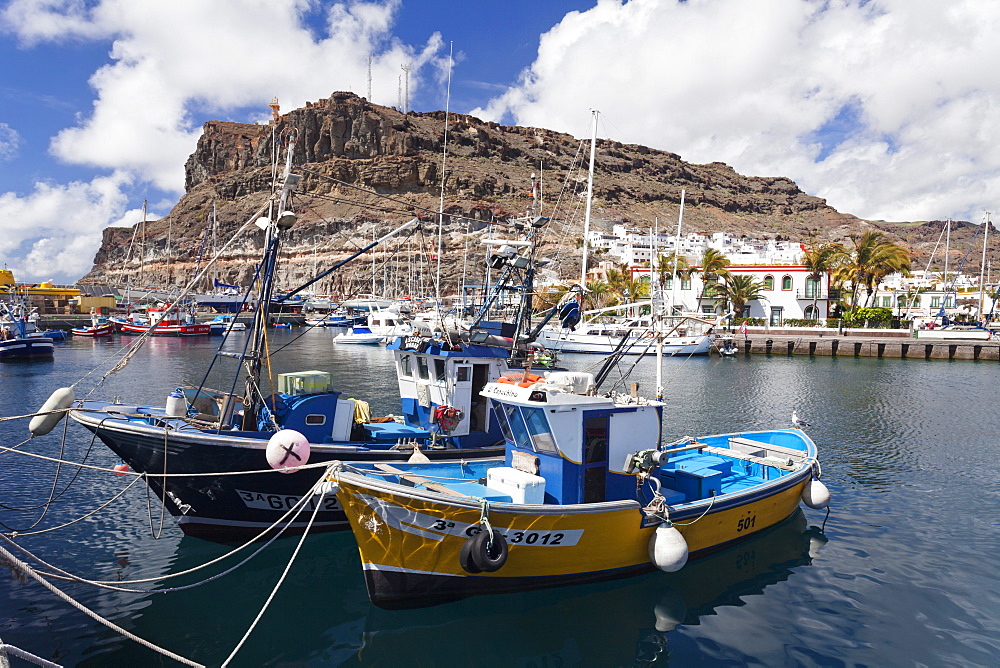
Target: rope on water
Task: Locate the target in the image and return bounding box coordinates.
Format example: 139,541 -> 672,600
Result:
0,542 -> 204,667
221,479 -> 325,667
2,470 -> 328,591
0,640 -> 61,668
3,476 -> 143,537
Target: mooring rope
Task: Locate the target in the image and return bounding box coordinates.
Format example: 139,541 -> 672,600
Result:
221,479 -> 325,667
0,542 -> 204,667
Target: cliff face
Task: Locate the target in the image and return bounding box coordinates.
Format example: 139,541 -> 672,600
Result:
80,91 -> 992,296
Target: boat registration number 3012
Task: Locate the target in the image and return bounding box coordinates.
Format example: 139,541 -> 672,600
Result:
458,522 -> 583,547
236,488 -> 341,512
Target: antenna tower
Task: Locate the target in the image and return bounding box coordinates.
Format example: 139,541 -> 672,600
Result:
367,56 -> 372,100
401,63 -> 411,112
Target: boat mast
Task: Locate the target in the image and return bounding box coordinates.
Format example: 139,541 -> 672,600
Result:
242,120 -> 298,430
436,41 -> 454,302
581,110 -> 598,288
669,189 -> 685,315
979,212 -> 991,319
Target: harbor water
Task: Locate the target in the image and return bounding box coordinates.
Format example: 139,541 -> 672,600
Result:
1,329 -> 998,666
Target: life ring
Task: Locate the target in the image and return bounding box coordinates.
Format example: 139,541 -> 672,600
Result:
465,528 -> 508,572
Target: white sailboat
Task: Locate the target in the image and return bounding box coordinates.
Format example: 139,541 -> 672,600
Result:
539,122 -> 716,355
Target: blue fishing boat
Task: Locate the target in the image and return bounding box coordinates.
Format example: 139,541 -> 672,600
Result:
0,299 -> 54,360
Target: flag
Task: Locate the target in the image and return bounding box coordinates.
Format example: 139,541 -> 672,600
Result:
739,321 -> 748,337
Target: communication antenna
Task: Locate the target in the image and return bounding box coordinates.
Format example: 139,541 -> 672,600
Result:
401,63 -> 411,112
367,56 -> 372,100
397,74 -> 402,111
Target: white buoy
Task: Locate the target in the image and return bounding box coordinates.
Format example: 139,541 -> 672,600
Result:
29,387 -> 76,437
407,446 -> 430,463
649,524 -> 688,572
801,478 -> 831,509
165,389 -> 186,417
266,429 -> 310,473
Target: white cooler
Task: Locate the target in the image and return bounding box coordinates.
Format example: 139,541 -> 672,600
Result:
486,467 -> 546,504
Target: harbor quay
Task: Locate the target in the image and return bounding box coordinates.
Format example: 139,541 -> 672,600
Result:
730,329 -> 1000,361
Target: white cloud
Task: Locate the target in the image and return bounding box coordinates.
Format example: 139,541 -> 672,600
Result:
0,0 -> 444,281
0,123 -> 21,160
472,0 -> 1000,223
0,173 -> 132,282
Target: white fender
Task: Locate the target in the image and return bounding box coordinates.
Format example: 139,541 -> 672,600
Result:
266,429 -> 310,473
801,478 -> 831,509
649,524 -> 688,573
29,387 -> 76,437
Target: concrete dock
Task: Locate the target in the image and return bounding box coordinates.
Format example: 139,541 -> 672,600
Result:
732,333 -> 1000,360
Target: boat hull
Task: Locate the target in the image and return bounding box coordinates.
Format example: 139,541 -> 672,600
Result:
334,461 -> 811,608
538,331 -> 714,355
71,324 -> 115,337
0,336 -> 54,359
70,406 -> 503,543
121,323 -> 211,336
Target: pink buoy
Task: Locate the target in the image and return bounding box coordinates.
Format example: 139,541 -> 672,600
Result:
266,429 -> 310,473
113,461 -> 130,476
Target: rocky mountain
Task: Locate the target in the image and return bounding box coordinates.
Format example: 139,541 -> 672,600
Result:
79,91 -> 997,297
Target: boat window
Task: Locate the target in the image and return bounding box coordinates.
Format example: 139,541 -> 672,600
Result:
521,407 -> 556,453
305,414 -> 326,425
503,405 -> 532,450
491,399 -> 513,442
399,354 -> 412,377
456,366 -> 470,382
434,359 -> 447,381
417,356 -> 430,380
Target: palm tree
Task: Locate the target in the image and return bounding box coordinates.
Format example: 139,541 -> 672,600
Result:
837,231 -> 911,311
714,274 -> 765,318
695,248 -> 731,306
801,242 -> 846,322
582,280 -> 612,311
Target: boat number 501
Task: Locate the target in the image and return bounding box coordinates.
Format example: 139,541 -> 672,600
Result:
736,514 -> 756,532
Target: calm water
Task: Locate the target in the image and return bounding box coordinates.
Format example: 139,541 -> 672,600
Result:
1,330 -> 999,666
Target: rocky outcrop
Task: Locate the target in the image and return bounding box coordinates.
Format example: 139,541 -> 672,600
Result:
80,92 -> 995,294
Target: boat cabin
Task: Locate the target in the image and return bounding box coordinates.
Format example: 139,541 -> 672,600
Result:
481,372 -> 664,504
387,336 -> 512,448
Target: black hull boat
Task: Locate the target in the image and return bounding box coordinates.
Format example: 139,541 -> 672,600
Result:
72,401 -> 501,542
63,130 -> 510,544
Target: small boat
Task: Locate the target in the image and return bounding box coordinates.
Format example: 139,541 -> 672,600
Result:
72,311 -> 115,337
715,334 -> 739,356
334,326 -> 384,345
120,304 -> 211,336
328,371 -> 830,608
206,314 -> 246,335
0,300 -> 54,360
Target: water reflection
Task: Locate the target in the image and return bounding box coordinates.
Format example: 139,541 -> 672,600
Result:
355,510 -> 824,668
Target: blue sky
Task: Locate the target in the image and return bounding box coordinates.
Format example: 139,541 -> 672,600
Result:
2,0 -> 1000,283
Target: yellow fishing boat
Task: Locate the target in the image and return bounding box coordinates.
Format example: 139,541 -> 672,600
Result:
328,371 -> 830,608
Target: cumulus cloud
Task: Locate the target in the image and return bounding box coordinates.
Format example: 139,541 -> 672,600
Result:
0,0 -> 443,281
472,0 -> 1000,223
0,172 -> 132,282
